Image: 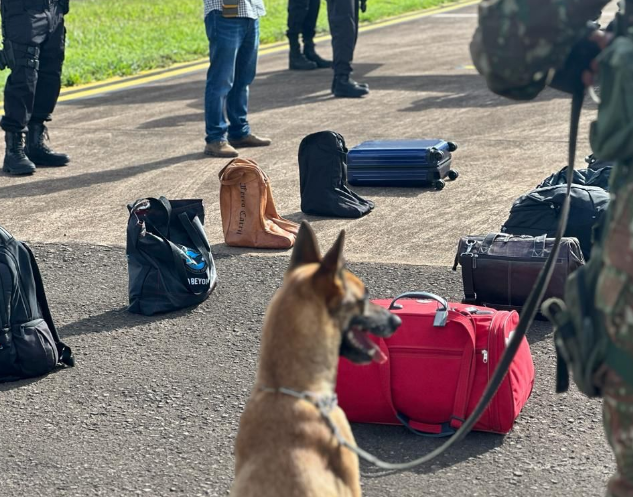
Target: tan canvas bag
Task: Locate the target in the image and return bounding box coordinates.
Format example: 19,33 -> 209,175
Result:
219,158 -> 299,249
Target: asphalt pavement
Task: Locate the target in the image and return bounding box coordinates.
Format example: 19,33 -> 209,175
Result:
0,2 -> 618,496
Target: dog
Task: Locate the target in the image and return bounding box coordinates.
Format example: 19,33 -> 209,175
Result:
230,221 -> 401,497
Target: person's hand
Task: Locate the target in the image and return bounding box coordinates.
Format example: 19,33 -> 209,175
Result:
360,0 -> 367,13
582,30 -> 614,87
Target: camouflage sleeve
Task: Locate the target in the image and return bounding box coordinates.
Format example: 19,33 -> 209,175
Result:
470,0 -> 609,100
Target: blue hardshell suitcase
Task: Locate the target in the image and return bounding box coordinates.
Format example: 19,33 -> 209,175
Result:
347,139 -> 458,190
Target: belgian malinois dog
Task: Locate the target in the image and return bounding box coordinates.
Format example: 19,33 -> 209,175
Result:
231,222 -> 401,497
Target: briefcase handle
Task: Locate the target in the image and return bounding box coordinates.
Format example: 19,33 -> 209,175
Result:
479,233 -> 549,257
480,233 -> 511,253
388,292 -> 448,327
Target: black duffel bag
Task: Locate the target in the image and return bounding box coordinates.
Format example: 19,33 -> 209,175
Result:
126,197 -> 217,315
501,184 -> 609,260
536,165 -> 612,191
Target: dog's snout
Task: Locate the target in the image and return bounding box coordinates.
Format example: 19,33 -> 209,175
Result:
388,313 -> 401,331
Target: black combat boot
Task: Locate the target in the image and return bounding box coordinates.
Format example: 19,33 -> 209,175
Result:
331,77 -> 369,93
3,132 -> 36,175
303,40 -> 332,68
332,75 -> 370,98
288,33 -> 317,71
26,123 -> 70,167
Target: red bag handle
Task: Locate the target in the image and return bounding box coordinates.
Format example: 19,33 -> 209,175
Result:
388,292 -> 448,327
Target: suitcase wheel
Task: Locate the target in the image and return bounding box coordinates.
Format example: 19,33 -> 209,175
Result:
434,180 -> 445,190
430,148 -> 444,162
448,141 -> 458,152
448,170 -> 459,181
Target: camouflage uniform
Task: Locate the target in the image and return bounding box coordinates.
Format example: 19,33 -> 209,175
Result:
470,1 -> 633,495
598,162 -> 633,497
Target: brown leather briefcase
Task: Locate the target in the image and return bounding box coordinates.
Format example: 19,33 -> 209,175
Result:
452,233 -> 585,311
219,158 -> 299,249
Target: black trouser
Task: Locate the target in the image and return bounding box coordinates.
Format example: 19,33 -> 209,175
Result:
1,0 -> 66,133
326,0 -> 359,77
287,0 -> 320,40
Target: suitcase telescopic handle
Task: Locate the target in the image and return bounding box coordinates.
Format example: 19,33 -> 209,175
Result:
388,292 -> 448,327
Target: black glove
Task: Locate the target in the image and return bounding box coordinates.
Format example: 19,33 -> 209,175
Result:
360,0 -> 367,13
549,24 -> 601,95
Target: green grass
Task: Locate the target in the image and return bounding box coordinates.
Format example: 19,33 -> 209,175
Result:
0,0 -> 457,93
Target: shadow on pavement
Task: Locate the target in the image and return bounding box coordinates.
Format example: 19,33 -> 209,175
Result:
351,186 -> 445,198
209,242 -> 294,257
60,61 -> 570,129
138,109 -> 204,130
402,85 -> 570,112
56,302 -> 214,338
0,152 -> 204,199
282,211 -> 347,225
0,367 -> 71,392
352,423 -> 504,476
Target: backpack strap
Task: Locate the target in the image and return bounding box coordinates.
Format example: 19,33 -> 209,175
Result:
22,243 -> 74,367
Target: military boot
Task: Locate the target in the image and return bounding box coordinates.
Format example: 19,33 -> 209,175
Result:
26,123 -> 70,167
288,33 -> 317,71
303,40 -> 332,68
332,75 -> 370,98
3,131 -> 36,175
331,76 -> 369,93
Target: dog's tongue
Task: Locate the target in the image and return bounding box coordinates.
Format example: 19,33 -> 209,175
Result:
371,343 -> 388,364
351,328 -> 388,364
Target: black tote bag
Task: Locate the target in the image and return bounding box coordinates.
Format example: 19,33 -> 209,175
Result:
126,197 -> 217,315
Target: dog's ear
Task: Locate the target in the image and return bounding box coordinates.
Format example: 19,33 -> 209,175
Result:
316,229 -> 345,279
288,221 -> 321,272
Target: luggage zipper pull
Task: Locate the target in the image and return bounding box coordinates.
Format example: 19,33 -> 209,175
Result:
481,350 -> 488,363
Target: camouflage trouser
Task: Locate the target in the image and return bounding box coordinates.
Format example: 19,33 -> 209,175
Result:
597,162 -> 633,497
603,370 -> 633,497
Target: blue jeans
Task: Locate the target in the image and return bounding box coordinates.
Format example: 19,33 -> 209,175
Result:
204,11 -> 260,143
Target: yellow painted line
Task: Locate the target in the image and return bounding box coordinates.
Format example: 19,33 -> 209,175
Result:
463,64 -> 476,69
47,0 -> 480,103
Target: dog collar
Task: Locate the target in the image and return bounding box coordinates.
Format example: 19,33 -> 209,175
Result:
259,386 -> 338,414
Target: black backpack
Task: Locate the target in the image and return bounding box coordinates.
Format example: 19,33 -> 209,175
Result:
126,197 -> 217,316
298,131 -> 374,218
0,226 -> 74,382
501,184 -> 609,260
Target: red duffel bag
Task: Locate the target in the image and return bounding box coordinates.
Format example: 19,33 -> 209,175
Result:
336,292 -> 535,435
